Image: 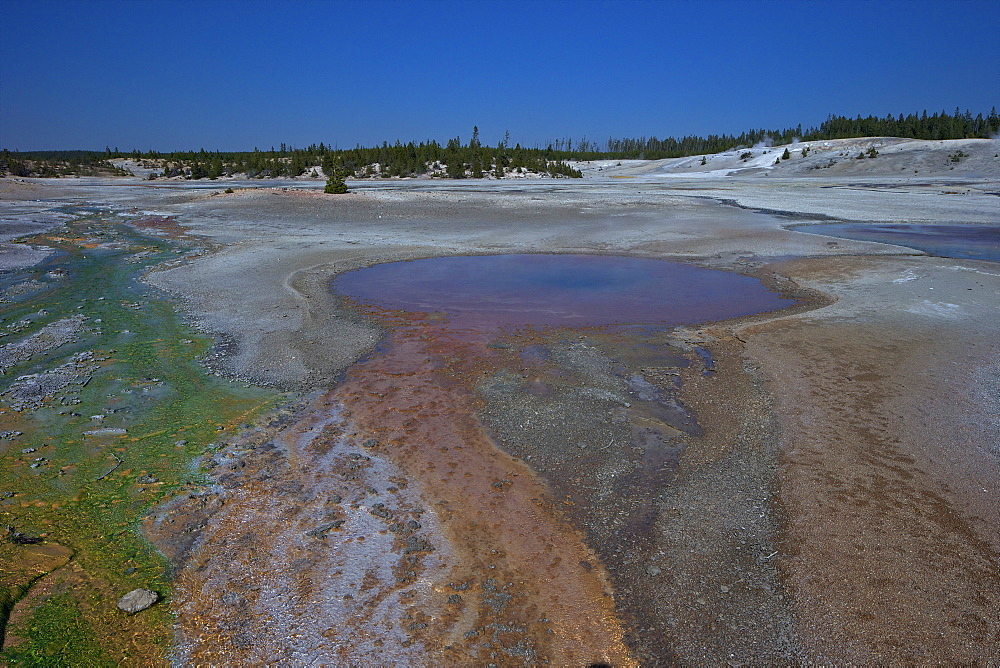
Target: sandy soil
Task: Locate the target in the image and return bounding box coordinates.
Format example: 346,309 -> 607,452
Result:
2,138 -> 998,663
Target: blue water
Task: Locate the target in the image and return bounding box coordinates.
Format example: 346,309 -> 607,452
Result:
795,223 -> 1000,262
332,254 -> 796,331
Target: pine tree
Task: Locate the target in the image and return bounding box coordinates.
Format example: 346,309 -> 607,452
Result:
324,171 -> 348,194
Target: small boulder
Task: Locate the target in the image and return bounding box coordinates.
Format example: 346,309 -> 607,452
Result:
117,588 -> 159,613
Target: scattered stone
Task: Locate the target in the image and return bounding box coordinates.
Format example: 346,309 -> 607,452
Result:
305,520 -> 345,538
5,525 -> 42,544
369,503 -> 391,519
1,351 -> 100,411
83,427 -> 127,437
117,588 -> 160,613
0,315 -> 88,374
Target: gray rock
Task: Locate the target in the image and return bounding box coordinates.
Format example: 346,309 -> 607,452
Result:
117,588 -> 159,613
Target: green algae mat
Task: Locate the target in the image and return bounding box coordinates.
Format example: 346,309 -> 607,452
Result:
0,211 -> 281,665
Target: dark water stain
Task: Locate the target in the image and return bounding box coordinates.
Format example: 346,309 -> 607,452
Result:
333,254 -> 796,331
794,223 -> 1000,262
694,346 -> 716,375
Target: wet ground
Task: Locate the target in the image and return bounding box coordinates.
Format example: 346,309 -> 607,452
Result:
0,211 -> 277,663
793,223 -> 1000,262
139,254 -> 810,664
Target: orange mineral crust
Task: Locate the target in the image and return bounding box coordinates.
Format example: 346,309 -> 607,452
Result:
149,314 -> 632,665
336,316 -> 633,665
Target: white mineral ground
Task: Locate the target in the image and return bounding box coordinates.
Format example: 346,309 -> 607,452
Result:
2,136 -> 998,663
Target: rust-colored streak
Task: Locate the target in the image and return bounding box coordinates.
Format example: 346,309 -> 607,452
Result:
150,311 -> 633,664
129,215 -> 202,243
337,315 -> 633,665
150,403 -> 458,664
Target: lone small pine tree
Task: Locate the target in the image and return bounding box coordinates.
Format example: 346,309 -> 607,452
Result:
324,172 -> 348,194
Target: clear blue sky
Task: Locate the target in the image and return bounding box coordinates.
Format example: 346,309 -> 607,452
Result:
2,0 -> 998,151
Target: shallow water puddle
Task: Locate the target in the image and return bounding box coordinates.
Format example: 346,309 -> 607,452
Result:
794,223 -> 1000,262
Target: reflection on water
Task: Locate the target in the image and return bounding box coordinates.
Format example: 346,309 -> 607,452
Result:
796,223 -> 1000,262
332,254 -> 795,330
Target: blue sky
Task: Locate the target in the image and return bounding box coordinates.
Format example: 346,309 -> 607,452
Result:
2,0 -> 998,151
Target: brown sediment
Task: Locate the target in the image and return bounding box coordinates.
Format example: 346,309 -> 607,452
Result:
0,541 -> 74,648
740,256 -> 1000,663
336,313 -> 634,665
128,215 -> 204,244
148,312 -> 632,665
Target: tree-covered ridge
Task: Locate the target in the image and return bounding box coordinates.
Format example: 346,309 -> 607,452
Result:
597,107 -> 999,159
3,108 -> 997,179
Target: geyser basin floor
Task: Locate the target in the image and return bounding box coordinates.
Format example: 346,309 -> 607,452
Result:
155,255 -> 804,663
8,170 -> 998,663
266,253 -> 800,662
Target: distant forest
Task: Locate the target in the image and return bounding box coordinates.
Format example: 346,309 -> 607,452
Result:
3,108 -> 997,179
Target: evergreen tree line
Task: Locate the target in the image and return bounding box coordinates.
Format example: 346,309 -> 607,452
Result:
3,108 -> 996,179
128,126 -> 584,180
598,107 -> 1000,159
808,107 -> 998,142
0,149 -> 130,178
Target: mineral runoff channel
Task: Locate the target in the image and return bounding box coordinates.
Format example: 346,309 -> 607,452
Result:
1,146 -> 999,664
